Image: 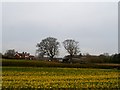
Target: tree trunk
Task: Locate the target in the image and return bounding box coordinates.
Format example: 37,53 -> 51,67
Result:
49,55 -> 54,61
70,54 -> 73,64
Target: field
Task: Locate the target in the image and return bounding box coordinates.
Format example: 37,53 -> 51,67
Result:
2,66 -> 120,89
2,59 -> 120,69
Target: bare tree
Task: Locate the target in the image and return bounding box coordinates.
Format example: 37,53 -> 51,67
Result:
63,39 -> 80,62
36,37 -> 60,60
0,53 -> 2,58
4,49 -> 16,58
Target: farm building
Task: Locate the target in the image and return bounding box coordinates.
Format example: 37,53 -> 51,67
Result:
14,52 -> 35,60
62,55 -> 87,64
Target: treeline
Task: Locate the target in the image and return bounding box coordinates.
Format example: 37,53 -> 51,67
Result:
1,49 -> 16,59
110,53 -> 120,63
78,54 -> 120,64
62,53 -> 120,64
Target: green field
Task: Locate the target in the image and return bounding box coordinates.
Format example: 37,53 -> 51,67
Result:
2,59 -> 120,69
2,66 -> 120,89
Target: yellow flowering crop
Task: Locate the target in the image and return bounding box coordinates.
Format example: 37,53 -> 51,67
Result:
2,67 -> 120,89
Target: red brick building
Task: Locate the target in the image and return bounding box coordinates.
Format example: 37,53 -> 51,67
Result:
14,52 -> 35,60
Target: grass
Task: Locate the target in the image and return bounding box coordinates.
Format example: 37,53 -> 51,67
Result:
2,59 -> 120,69
2,66 -> 120,89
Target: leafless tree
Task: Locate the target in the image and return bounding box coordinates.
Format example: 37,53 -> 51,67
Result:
4,49 -> 16,58
0,53 -> 2,58
63,39 -> 80,62
36,37 -> 60,60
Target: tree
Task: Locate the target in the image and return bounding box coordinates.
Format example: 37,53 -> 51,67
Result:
0,53 -> 2,58
4,49 -> 16,58
63,39 -> 80,62
36,37 -> 60,60
112,53 -> 120,63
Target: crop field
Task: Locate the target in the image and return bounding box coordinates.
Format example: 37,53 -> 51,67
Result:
2,59 -> 120,69
2,67 -> 120,89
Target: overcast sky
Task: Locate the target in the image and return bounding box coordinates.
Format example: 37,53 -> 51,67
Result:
2,2 -> 118,57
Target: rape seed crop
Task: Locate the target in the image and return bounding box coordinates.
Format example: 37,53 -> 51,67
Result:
2,67 -> 120,89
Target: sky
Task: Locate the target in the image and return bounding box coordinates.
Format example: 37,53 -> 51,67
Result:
2,2 -> 118,57
118,1 -> 120,53
0,2 -> 2,53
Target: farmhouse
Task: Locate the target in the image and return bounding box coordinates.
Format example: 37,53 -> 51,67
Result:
62,55 -> 87,64
14,52 -> 35,60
